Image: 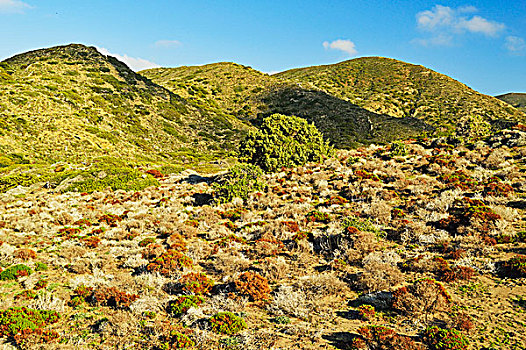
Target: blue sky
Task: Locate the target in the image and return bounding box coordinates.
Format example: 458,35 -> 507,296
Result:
0,0 -> 524,95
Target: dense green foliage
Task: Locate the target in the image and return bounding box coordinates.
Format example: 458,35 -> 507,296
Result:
239,114 -> 333,172
213,163 -> 266,203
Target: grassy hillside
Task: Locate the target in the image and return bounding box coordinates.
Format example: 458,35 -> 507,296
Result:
142,63 -> 428,148
0,44 -> 249,165
496,93 -> 526,113
277,57 -> 525,137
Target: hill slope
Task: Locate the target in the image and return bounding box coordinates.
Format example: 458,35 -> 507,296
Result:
276,57 -> 524,137
0,44 -> 249,164
142,63 -> 429,148
496,93 -> 526,113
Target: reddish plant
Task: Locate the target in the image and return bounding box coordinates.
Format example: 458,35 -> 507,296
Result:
89,286 -> 139,309
14,249 -> 37,260
234,271 -> 271,301
98,213 -> 123,227
146,250 -> 193,276
82,236 -> 101,248
13,328 -> 60,348
281,221 -> 300,233
352,325 -> 424,350
180,272 -> 214,295
146,169 -> 164,178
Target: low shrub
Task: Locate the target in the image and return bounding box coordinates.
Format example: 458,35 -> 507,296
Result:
351,325 -> 424,350
213,163 -> 266,203
146,250 -> 193,276
209,312 -> 246,335
14,249 -> 37,260
167,295 -> 205,316
89,286 -> 139,309
424,326 -> 469,350
392,278 -> 451,324
180,272 -> 214,295
0,307 -> 59,337
0,264 -> 32,280
234,271 -> 271,301
357,305 -> 376,321
306,210 -> 331,224
162,331 -> 195,349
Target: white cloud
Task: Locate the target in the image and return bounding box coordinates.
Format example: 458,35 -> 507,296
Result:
323,39 -> 358,56
458,16 -> 505,36
0,0 -> 32,13
505,36 -> 526,53
154,40 -> 182,48
415,5 -> 506,46
96,47 -> 160,72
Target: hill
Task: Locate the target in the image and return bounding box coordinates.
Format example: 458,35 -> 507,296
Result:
496,93 -> 526,113
276,57 -> 524,137
142,63 -> 429,148
0,44 -> 249,165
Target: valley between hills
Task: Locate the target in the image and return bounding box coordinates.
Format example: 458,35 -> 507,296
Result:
0,44 -> 525,349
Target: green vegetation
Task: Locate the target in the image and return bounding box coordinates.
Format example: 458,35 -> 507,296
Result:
0,307 -> 59,337
496,93 -> 526,113
209,312 -> 247,335
167,295 -> 205,316
213,163 -> 266,203
0,264 -> 32,280
240,114 -> 333,172
277,57 -> 524,139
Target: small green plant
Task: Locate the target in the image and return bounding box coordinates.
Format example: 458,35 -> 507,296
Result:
424,326 -> 469,350
272,316 -> 291,324
167,295 -> 205,316
213,163 -> 266,203
0,264 -> 32,280
209,312 -> 246,335
389,141 -> 407,157
162,331 -> 195,349
239,113 -> 333,172
357,305 -> 375,321
306,210 -> 331,223
34,262 -> 48,272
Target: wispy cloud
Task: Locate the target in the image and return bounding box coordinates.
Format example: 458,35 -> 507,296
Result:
415,5 -> 506,46
505,36 -> 526,54
96,47 -> 160,71
154,40 -> 182,48
0,0 -> 32,14
323,39 -> 357,56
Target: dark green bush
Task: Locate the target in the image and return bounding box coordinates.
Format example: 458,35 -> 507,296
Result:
239,113 -> 333,172
213,163 -> 266,203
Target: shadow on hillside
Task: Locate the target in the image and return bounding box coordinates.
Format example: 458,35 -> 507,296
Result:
254,86 -> 432,148
323,332 -> 359,349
